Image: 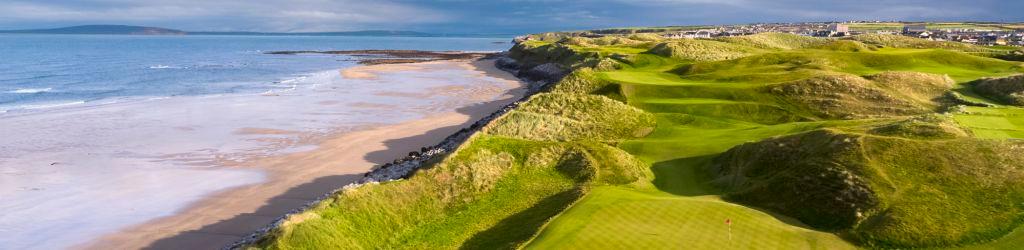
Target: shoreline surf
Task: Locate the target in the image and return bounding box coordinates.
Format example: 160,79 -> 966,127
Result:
73,58 -> 526,249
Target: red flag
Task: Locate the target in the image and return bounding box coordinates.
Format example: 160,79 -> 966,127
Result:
725,219 -> 732,226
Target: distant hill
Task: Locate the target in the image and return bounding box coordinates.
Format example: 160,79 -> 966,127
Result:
0,25 -> 186,35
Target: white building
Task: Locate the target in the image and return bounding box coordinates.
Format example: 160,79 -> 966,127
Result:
664,29 -> 715,39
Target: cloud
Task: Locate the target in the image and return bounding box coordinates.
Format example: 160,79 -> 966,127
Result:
0,0 -> 450,32
0,0 -> 1018,33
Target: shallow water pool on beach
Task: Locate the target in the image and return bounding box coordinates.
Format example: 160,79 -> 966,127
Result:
0,34 -> 513,249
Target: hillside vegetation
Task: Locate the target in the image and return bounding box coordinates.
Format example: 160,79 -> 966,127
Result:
972,74 -> 1024,106
711,122 -> 1024,247
252,32 -> 1024,249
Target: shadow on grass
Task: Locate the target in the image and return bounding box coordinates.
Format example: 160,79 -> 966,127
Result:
651,154 -> 722,196
652,155 -> 835,233
144,174 -> 362,250
460,188 -> 585,250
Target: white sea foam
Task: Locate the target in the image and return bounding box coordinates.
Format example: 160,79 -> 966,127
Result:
6,88 -> 52,94
0,58 -> 520,249
148,65 -> 183,69
17,101 -> 86,110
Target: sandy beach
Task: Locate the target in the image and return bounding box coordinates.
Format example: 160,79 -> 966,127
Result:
77,58 -> 525,249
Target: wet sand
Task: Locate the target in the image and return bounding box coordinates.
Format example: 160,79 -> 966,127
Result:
80,59 -> 525,249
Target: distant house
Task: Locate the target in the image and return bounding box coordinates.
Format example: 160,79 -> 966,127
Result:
692,30 -> 713,38
902,24 -> 927,35
996,37 -> 1008,46
979,35 -> 1000,45
812,25 -> 849,38
828,23 -> 849,34
664,29 -> 714,39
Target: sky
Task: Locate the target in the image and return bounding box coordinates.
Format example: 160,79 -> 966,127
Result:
0,0 -> 1021,34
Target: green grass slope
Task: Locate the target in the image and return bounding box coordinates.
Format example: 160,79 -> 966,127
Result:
522,32 -> 1024,249
252,31 -> 1024,250
710,120 -> 1024,247
648,39 -> 761,62
765,72 -> 953,119
716,32 -> 827,50
971,74 -> 1024,106
846,34 -> 990,52
252,69 -> 655,249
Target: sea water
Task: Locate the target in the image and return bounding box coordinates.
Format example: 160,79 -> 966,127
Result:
0,34 -> 509,113
0,34 -> 511,249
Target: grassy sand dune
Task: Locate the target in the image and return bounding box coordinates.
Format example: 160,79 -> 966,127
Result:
252,32 -> 1024,249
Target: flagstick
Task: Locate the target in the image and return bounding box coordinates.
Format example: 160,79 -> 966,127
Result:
725,218 -> 733,242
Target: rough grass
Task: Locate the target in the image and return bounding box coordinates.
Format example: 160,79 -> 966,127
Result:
865,71 -> 955,106
677,49 -> 1023,83
709,129 -> 879,230
971,74 -> 1024,106
811,40 -> 875,52
526,32 -> 1024,249
648,39 -> 761,62
257,31 -> 1024,250
710,126 -> 1024,248
847,34 -> 990,52
508,41 -> 596,69
869,114 -> 969,139
562,36 -> 649,47
765,72 -> 954,119
253,62 -> 655,249
254,134 -> 653,249
485,93 -> 656,141
716,32 -> 827,50
254,136 -> 581,249
547,68 -> 623,99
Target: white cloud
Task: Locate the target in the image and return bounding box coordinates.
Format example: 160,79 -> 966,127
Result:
0,0 -> 1016,33
0,0 -> 450,31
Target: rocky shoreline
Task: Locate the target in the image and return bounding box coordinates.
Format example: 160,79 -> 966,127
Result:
224,51 -> 568,250
266,49 -> 495,65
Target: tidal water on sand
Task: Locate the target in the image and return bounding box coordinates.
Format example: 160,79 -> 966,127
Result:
0,34 -> 511,249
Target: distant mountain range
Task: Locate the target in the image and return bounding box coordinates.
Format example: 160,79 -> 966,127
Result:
0,25 -> 187,35
0,25 -> 501,37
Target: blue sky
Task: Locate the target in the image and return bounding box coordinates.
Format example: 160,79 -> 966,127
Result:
0,0 -> 1021,34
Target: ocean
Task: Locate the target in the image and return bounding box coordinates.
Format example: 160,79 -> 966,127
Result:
0,34 -> 513,249
0,34 -> 509,113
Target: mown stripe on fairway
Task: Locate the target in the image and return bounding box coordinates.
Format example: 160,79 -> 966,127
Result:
953,106 -> 1024,139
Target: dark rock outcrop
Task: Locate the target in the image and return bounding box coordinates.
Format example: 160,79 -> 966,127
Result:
521,63 -> 567,81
